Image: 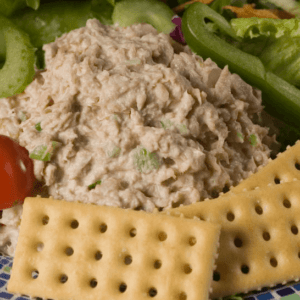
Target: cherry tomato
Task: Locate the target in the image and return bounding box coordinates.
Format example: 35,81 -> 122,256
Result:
0,135 -> 35,209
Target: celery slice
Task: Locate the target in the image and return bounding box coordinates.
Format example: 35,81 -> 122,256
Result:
0,15 -> 35,98
29,141 -> 59,162
112,0 -> 175,34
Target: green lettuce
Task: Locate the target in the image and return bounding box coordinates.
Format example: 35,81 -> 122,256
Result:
231,18 -> 300,88
0,0 -> 40,16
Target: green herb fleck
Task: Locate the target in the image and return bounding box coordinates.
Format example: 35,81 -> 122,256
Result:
249,134 -> 258,146
237,132 -> 244,141
35,122 -> 42,132
133,147 -> 161,173
160,119 -> 173,130
124,59 -> 141,65
113,114 -> 120,122
4,266 -> 11,273
19,111 -> 27,122
88,180 -> 102,190
108,146 -> 121,158
29,141 -> 59,162
177,124 -> 188,134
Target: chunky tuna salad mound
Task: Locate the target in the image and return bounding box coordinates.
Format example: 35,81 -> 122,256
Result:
0,19 -> 276,256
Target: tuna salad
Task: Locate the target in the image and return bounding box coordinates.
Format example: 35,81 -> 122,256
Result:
0,19 -> 276,256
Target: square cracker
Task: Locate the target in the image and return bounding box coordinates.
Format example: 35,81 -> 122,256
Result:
7,196 -> 220,300
166,181 -> 300,298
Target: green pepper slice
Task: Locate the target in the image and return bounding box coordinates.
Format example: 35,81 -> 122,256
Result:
0,14 -> 35,98
182,2 -> 300,132
182,2 -> 265,86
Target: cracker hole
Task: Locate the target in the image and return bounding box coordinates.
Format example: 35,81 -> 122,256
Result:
274,177 -> 280,184
222,184 -> 230,194
298,252 -> 300,259
211,189 -> 219,199
291,225 -> 298,235
158,231 -> 167,241
183,264 -> 192,274
65,247 -> 74,256
124,255 -> 132,265
71,220 -> 79,229
213,271 -> 220,281
188,236 -> 197,246
129,228 -> 137,237
37,242 -> 44,252
179,292 -> 187,300
31,270 -> 39,279
234,237 -> 243,248
154,260 -> 162,269
263,232 -> 271,241
295,162 -> 300,170
90,278 -> 98,288
60,274 -> 68,283
226,212 -> 235,222
270,257 -> 278,267
241,264 -> 249,274
95,251 -> 102,261
283,199 -> 291,208
99,223 -> 107,233
255,205 -> 263,215
148,287 -> 157,297
119,283 -> 127,293
42,216 -> 49,225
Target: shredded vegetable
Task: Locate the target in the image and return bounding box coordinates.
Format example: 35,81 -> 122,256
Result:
35,122 -> 42,132
133,147 -> 161,173
29,141 -> 59,162
88,180 -> 101,190
249,134 -> 257,146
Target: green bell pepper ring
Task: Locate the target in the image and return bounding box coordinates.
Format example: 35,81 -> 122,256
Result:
0,14 -> 35,98
182,2 -> 300,131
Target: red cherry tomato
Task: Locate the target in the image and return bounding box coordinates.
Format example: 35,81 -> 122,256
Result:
0,135 -> 35,209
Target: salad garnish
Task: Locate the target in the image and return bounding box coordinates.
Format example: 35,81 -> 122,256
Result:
29,141 -> 60,162
181,2 -> 300,148
35,122 -> 42,132
133,147 -> 161,173
0,14 -> 35,98
88,180 -> 102,190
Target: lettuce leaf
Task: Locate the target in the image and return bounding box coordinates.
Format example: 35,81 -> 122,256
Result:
231,18 -> 300,39
231,18 -> 300,88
